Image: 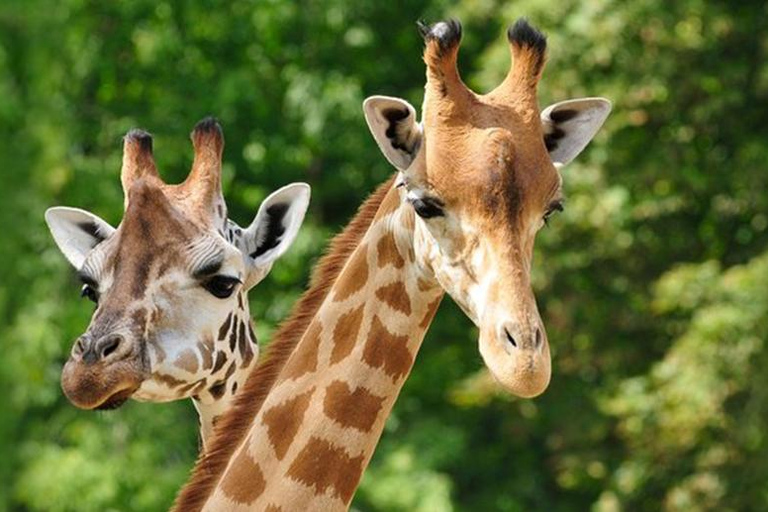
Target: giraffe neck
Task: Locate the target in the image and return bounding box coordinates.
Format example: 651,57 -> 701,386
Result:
203,184 -> 444,510
192,294 -> 260,450
191,366 -> 249,450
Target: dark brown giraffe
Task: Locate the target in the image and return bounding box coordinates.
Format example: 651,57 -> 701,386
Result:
174,18 -> 611,510
45,119 -> 310,449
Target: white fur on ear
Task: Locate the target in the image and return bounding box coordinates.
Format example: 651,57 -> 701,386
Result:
541,98 -> 612,166
363,95 -> 422,171
245,182 -> 311,268
45,207 -> 116,269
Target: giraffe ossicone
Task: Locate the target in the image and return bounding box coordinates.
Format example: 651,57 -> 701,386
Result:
45,118 -> 311,447
176,18 -> 611,511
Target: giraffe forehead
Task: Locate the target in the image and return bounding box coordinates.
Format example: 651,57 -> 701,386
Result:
120,184 -> 198,244
425,132 -> 557,212
94,189 -> 235,285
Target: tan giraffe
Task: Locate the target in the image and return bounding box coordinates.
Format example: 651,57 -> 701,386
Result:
45,118 -> 310,448
174,18 -> 611,510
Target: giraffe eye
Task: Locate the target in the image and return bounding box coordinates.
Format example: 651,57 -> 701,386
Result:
543,200 -> 564,226
410,197 -> 445,219
203,275 -> 241,299
80,284 -> 99,304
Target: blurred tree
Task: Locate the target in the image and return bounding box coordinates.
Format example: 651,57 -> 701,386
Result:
0,0 -> 766,510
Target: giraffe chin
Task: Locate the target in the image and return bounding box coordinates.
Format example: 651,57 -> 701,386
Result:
94,387 -> 139,410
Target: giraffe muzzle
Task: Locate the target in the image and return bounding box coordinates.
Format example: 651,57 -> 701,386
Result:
61,332 -> 147,410
477,319 -> 552,398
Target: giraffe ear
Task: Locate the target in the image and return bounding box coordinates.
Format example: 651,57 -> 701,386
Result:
45,207 -> 116,269
541,98 -> 612,166
244,183 -> 311,269
364,95 -> 422,171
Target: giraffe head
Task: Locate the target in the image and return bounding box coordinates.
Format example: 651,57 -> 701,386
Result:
364,20 -> 610,397
45,119 -> 310,410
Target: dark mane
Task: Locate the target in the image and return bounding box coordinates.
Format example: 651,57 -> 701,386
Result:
172,176 -> 396,511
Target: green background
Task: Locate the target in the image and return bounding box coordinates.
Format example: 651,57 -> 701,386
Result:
1,0 -> 767,510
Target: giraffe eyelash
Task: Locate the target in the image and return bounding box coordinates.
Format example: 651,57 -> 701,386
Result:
543,200 -> 564,226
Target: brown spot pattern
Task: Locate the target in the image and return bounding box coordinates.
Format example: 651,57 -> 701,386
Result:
219,446 -> 267,503
417,278 -> 436,292
212,351 -> 226,373
198,338 -> 213,370
175,349 -> 199,373
261,388 -> 315,460
362,315 -> 413,381
330,305 -> 365,365
265,505 -> 283,512
224,361 -> 237,380
332,244 -> 368,302
155,372 -> 186,388
229,321 -> 239,351
218,313 -> 232,340
323,380 -> 384,432
375,281 -> 412,316
282,322 -> 322,380
209,381 -> 226,399
286,436 -> 364,504
171,180 -> 397,512
376,231 -> 405,269
420,297 -> 442,329
238,321 -> 248,358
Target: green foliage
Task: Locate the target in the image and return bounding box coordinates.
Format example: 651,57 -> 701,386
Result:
1,0 -> 766,510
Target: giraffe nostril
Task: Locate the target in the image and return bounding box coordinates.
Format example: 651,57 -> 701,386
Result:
534,328 -> 542,350
505,328 -> 517,348
74,337 -> 87,355
98,335 -> 123,359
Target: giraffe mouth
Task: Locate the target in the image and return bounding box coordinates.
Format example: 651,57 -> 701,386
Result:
94,387 -> 138,410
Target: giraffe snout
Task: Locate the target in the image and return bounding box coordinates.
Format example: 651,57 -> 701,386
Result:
477,316 -> 551,398
63,331 -> 145,410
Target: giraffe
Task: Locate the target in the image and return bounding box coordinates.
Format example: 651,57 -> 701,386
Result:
174,18 -> 611,510
45,118 -> 311,449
